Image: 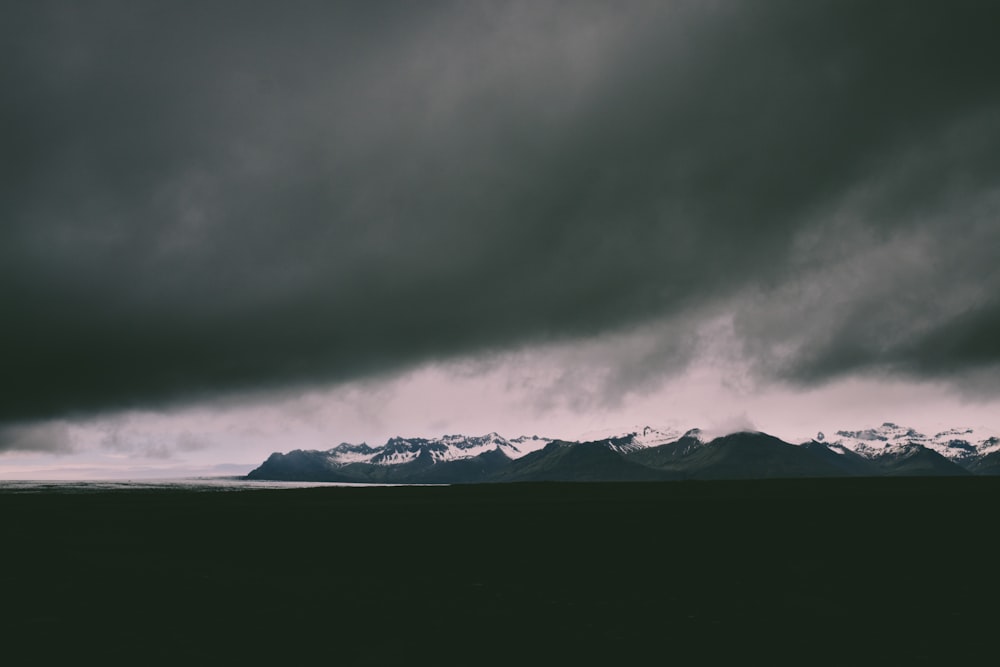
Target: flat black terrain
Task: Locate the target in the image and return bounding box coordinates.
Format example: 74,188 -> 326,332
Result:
4,477 -> 999,664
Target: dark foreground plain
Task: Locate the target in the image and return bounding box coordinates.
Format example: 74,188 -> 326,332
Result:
4,478 -> 998,665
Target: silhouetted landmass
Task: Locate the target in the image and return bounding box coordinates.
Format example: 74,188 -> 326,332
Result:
4,478 -> 1000,663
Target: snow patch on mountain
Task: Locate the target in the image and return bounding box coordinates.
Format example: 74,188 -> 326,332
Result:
328,443 -> 380,464
507,435 -> 553,457
631,426 -> 685,448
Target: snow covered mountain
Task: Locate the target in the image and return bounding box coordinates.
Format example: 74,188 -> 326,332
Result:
247,423 -> 1000,483
247,433 -> 556,482
574,425 -> 689,453
327,432 -> 552,466
820,422 -> 1000,462
294,427 -> 686,471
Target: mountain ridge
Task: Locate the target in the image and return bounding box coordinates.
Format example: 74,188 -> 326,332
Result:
246,423 -> 1000,483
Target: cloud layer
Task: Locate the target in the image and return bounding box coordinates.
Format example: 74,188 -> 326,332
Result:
3,1 -> 1000,429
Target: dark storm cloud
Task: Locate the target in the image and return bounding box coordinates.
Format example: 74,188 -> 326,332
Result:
3,0 -> 1000,424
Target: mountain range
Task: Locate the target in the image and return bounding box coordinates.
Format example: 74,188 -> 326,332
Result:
246,422 -> 1000,483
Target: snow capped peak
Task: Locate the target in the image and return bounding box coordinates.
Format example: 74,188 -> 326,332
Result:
575,424 -> 685,452
835,422 -> 921,442
828,423 -> 998,461
305,423 -> 1000,471
321,433 -> 553,466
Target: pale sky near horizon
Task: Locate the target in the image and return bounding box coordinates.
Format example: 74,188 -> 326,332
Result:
3,2 -> 1000,478
4,346 -> 998,479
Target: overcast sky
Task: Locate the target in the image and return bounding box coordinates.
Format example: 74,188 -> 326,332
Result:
3,1 -> 1000,477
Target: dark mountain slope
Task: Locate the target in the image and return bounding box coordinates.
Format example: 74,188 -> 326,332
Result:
494,441 -> 672,482
967,449 -> 1000,475
659,432 -> 861,480
625,434 -> 705,468
799,440 -> 883,477
872,446 -> 973,477
405,448 -> 515,484
247,449 -> 346,482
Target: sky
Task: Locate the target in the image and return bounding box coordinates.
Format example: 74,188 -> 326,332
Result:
3,1 -> 1000,478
